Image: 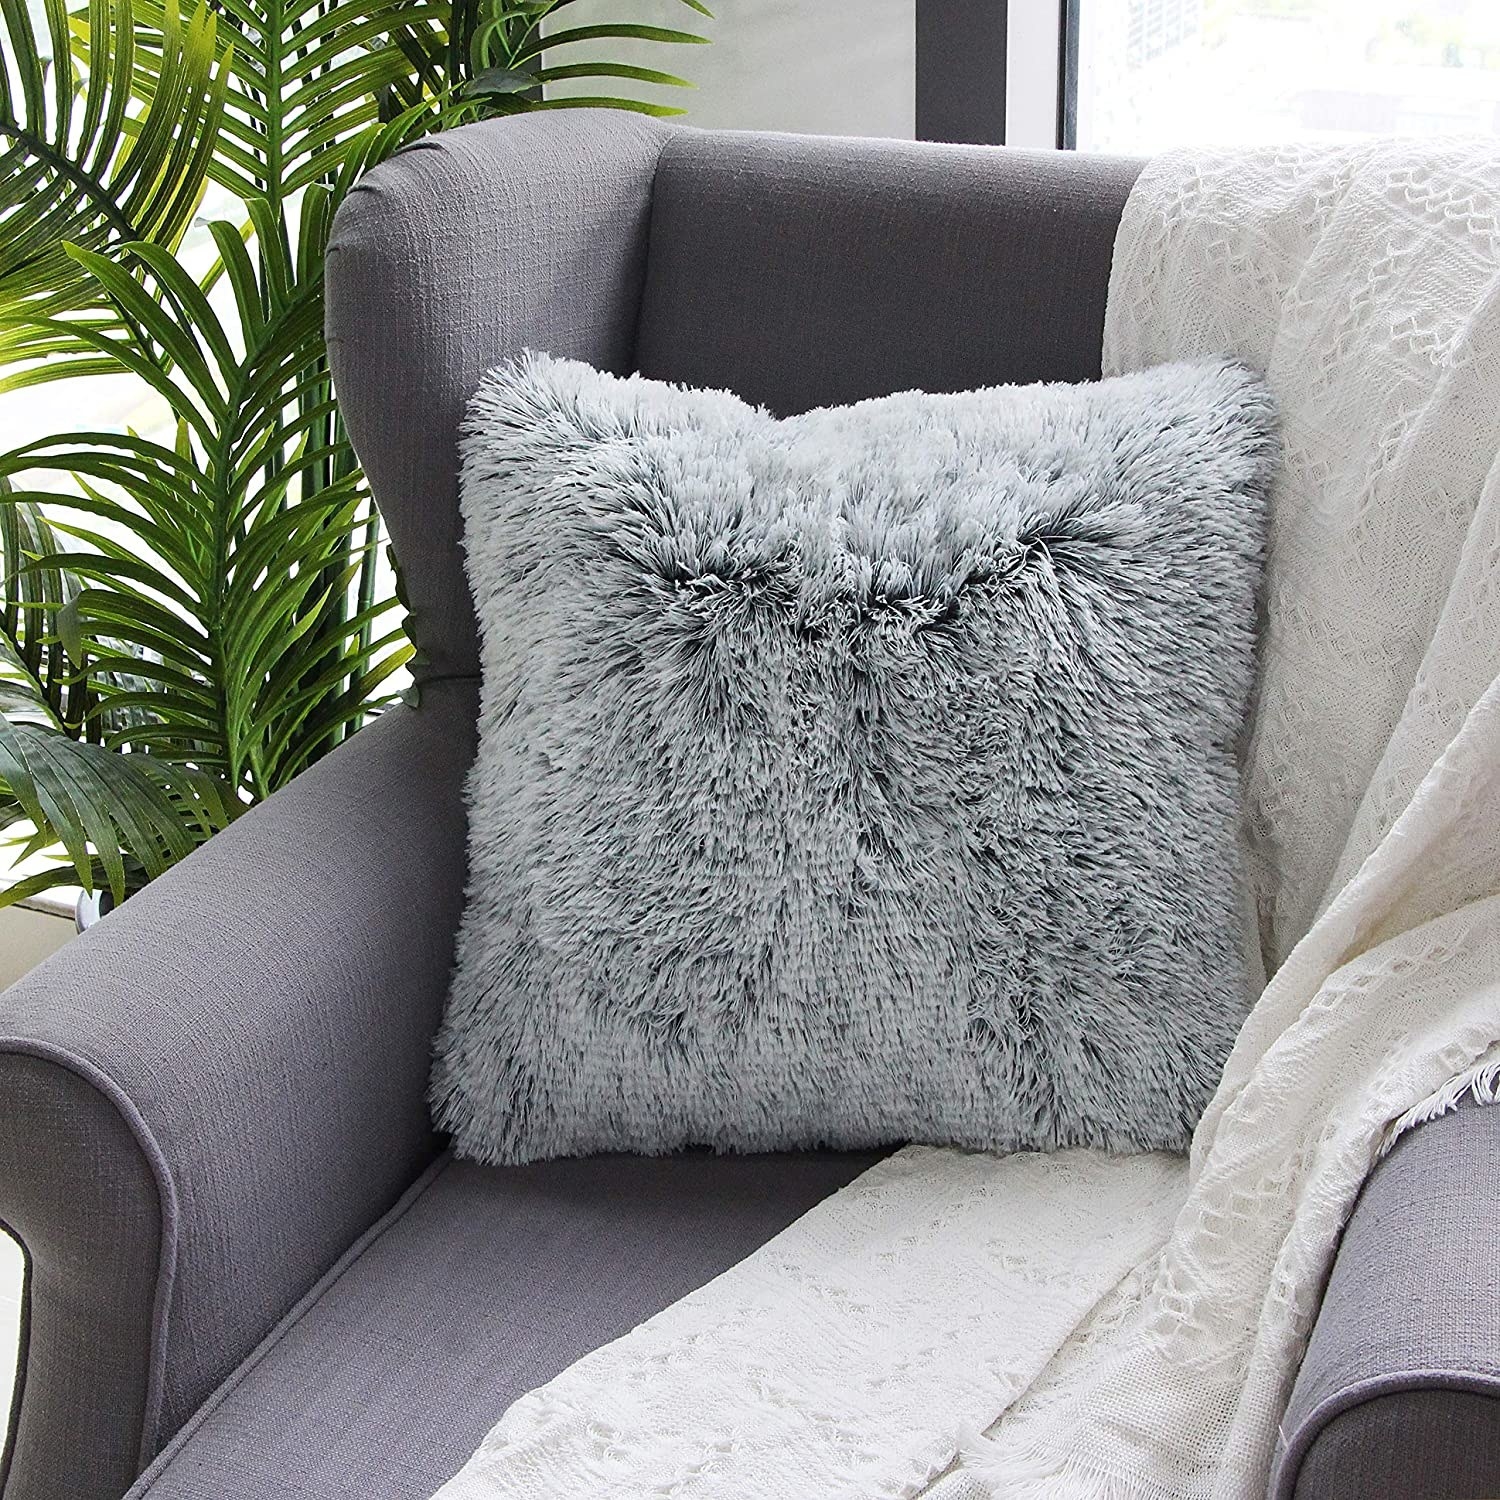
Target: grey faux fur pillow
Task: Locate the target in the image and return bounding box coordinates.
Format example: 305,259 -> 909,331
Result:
434,353 -> 1276,1165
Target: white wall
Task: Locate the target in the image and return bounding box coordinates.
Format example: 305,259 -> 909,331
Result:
546,0 -> 916,138
0,904 -> 73,990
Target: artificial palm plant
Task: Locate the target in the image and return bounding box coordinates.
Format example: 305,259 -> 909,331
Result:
0,0 -> 710,909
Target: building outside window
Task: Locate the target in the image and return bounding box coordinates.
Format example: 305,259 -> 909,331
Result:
1073,0 -> 1500,152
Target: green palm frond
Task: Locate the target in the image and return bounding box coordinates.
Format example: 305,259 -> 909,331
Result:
1,482 -> 73,729
0,0 -> 230,386
0,715 -> 237,900
522,1 -> 711,116
1,475 -> 189,737
0,0 -> 710,908
0,490 -> 241,903
119,0 -> 450,204
383,0 -> 711,120
0,177 -> 409,901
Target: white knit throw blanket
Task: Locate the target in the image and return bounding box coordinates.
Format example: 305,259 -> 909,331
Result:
435,140 -> 1500,1500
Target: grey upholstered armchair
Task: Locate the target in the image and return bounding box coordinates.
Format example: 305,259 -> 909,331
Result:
1,113 -> 1496,1500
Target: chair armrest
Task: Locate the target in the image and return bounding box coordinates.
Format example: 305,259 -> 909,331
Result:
1272,1100 -> 1500,1500
0,680 -> 475,1500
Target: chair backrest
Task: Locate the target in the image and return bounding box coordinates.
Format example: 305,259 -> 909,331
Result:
326,115 -> 1141,687
636,130 -> 1140,416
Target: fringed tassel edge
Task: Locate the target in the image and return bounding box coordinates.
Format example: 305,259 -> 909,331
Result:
1379,1051 -> 1500,1159
956,1426 -> 1166,1500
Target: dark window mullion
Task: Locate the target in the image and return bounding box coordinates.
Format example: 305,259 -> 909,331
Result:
915,0 -> 1009,146
1057,0 -> 1080,149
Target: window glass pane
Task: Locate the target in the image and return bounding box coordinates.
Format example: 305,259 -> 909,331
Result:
1077,0 -> 1500,153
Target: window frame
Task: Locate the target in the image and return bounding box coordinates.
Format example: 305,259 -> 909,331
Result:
914,0 -> 1077,150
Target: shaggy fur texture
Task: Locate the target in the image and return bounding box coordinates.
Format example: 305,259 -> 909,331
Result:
434,353 -> 1277,1164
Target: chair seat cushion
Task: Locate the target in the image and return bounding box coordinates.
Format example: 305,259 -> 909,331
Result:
125,1149 -> 879,1500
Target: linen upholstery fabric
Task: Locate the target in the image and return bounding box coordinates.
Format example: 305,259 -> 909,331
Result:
123,1150 -> 878,1500
0,1055 -> 161,1497
0,680 -> 476,1500
326,111 -> 672,681
635,133 -> 1144,416
1289,1392 -> 1500,1500
1272,1100 -> 1500,1500
438,353 -> 1274,1165
3,112 -> 1492,1500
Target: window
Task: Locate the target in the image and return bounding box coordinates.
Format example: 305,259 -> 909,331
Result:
923,1 -> 1500,153
1075,0 -> 1500,153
